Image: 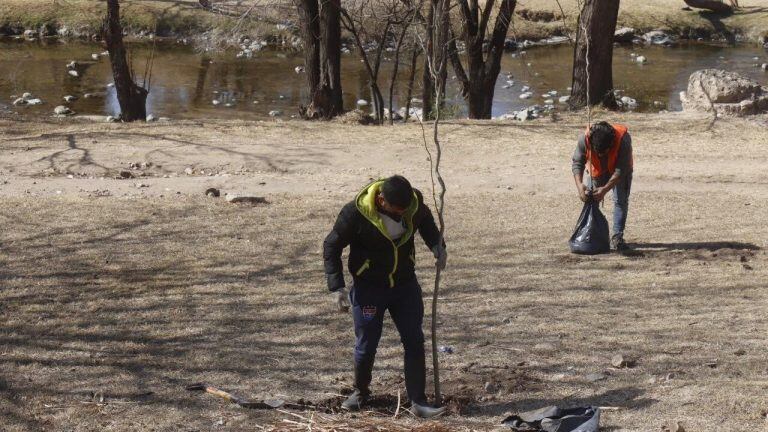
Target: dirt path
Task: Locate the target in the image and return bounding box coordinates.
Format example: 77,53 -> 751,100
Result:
1,113 -> 767,431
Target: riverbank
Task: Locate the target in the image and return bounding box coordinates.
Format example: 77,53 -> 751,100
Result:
1,0 -> 767,51
1,112 -> 767,431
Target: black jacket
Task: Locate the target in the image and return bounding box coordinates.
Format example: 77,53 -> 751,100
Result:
323,180 -> 442,291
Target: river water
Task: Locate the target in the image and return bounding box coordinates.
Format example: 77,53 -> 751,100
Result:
1,38 -> 767,119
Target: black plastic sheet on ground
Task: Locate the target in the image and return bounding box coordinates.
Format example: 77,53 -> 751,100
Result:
502,406 -> 600,432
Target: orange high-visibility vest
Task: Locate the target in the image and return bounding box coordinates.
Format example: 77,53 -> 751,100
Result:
585,124 -> 630,179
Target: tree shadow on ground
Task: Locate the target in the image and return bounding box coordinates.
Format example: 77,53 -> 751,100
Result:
622,241 -> 760,257
475,386 -> 655,417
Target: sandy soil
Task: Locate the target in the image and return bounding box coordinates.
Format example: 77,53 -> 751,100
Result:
1,112 -> 767,431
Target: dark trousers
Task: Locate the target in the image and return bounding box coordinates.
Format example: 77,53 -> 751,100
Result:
350,277 -> 427,404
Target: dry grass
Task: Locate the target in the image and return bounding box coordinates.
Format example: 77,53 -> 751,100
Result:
0,112 -> 768,431
2,0 -> 767,43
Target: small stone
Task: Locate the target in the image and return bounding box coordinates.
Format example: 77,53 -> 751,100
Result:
483,381 -> 498,393
294,66 -> 304,74
212,100 -> 221,106
53,105 -> 73,116
559,95 -> 571,103
636,56 -> 647,64
611,354 -> 633,368
356,99 -> 368,106
534,342 -> 556,351
585,373 -> 606,382
118,170 -> 133,179
63,95 -> 78,102
12,98 -> 27,106
268,110 -> 283,117
205,188 -> 221,197
26,98 -> 43,105
92,53 -> 100,60
225,194 -> 267,205
146,114 -> 156,122
68,70 -> 79,78
734,349 -> 746,356
184,167 -> 194,175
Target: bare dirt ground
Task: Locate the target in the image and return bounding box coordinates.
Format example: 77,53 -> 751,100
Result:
1,112 -> 767,431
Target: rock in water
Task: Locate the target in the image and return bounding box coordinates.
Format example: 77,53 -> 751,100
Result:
54,105 -> 73,116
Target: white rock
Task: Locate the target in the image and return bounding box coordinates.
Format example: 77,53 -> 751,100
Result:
519,92 -> 533,99
545,99 -> 554,104
762,63 -> 768,71
212,100 -> 221,106
68,70 -> 79,77
66,61 -> 77,70
12,98 -> 27,106
268,110 -> 283,117
146,114 -> 156,122
106,83 -> 114,88
63,95 -> 77,102
521,86 -> 530,92
101,51 -> 109,56
184,167 -> 194,175
22,92 -> 33,99
26,98 -> 43,105
106,116 -> 115,122
294,66 -> 304,74
54,105 -> 73,115
559,95 -> 571,103
356,99 -> 368,106
636,56 -> 647,64
91,53 -> 100,60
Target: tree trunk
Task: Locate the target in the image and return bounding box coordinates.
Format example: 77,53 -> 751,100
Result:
683,0 -> 732,13
404,45 -> 419,122
104,0 -> 148,122
451,0 -> 516,119
295,0 -> 343,119
569,0 -> 620,109
421,3 -> 435,120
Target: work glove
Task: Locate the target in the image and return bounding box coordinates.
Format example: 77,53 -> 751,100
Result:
333,287 -> 350,313
432,244 -> 447,271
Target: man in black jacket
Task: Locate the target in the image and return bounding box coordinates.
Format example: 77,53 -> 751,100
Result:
323,175 -> 447,418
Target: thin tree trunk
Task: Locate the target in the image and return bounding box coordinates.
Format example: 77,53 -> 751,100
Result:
104,0 -> 147,122
404,45 -> 419,122
422,3 -> 435,119
389,17 -> 412,125
569,0 -> 620,109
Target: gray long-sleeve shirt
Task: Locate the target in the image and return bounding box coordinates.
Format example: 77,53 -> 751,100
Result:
572,132 -> 633,182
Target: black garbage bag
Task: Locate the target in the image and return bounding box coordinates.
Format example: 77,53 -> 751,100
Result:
569,194 -> 610,255
502,406 -> 600,432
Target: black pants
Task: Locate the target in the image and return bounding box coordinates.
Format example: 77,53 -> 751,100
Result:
350,277 -> 427,404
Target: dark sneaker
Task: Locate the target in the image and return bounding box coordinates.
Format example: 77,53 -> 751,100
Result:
341,390 -> 369,411
611,236 -> 629,252
411,402 -> 446,418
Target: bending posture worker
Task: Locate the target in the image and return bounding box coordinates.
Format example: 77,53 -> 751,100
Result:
572,121 -> 634,252
323,175 -> 447,418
